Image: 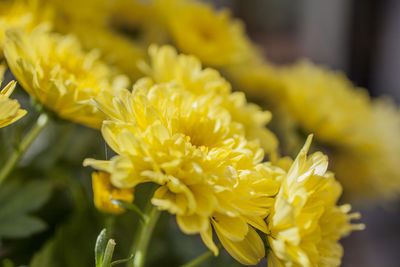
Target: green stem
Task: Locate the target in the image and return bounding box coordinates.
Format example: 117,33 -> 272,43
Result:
0,113 -> 49,185
110,199 -> 148,222
180,246 -> 220,267
128,203 -> 160,267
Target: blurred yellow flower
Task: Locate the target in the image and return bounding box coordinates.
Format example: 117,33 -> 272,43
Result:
41,0 -> 164,80
65,24 -> 146,80
256,60 -> 400,201
332,98 -> 400,200
110,0 -> 167,46
44,0 -> 148,80
228,58 -> 400,201
279,61 -> 372,147
0,0 -> 50,59
92,171 -> 134,214
3,26 -> 127,128
84,77 -> 277,265
40,0 -> 111,28
266,136 -> 364,267
154,0 -> 256,66
0,79 -> 27,128
142,45 -> 278,155
224,60 -> 283,104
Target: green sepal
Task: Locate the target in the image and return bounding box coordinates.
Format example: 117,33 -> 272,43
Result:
110,199 -> 147,222
95,229 -> 108,267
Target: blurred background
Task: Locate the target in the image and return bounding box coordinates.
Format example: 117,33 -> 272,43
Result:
211,0 -> 400,266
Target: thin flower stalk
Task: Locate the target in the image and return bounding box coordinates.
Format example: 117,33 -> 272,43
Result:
0,112 -> 49,185
128,203 -> 161,267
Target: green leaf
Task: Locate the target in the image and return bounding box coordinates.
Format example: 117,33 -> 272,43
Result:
0,180 -> 52,218
0,215 -> 46,238
0,180 -> 52,239
95,229 -> 108,267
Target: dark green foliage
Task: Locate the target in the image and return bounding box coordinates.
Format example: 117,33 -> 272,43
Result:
0,180 -> 53,239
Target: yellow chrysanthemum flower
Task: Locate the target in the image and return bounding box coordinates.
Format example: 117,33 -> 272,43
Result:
40,0 -> 111,27
141,45 -> 278,155
3,26 -> 127,128
0,79 -> 27,128
110,0 -> 167,46
273,61 -> 400,200
200,162 -> 282,265
40,0 -> 162,80
154,0 -> 256,66
229,58 -> 400,201
84,78 -> 278,265
64,24 -> 146,80
224,60 -> 283,105
228,60 -> 373,147
84,79 -> 262,198
266,136 -> 364,267
42,0 -> 147,80
92,171 -> 134,214
278,61 -> 372,147
0,0 -> 49,59
332,98 -> 400,200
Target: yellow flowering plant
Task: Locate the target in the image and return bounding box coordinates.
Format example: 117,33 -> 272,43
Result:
153,0 -> 257,66
4,25 -> 128,129
0,1 -> 372,267
229,59 -> 400,201
266,136 -> 364,267
83,46 -> 362,266
142,45 -> 278,155
0,0 -> 50,59
84,77 -> 277,265
40,0 -> 165,80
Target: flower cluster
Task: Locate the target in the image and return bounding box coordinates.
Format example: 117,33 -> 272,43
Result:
84,46 -> 362,265
230,60 -> 400,201
83,59 -> 278,264
0,1 -> 366,266
104,0 -> 400,203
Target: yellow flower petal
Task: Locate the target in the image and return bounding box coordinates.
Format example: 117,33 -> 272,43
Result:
177,214 -> 209,234
200,223 -> 219,256
211,213 -> 248,242
0,80 -> 26,128
215,226 -> 265,266
92,171 -> 134,214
